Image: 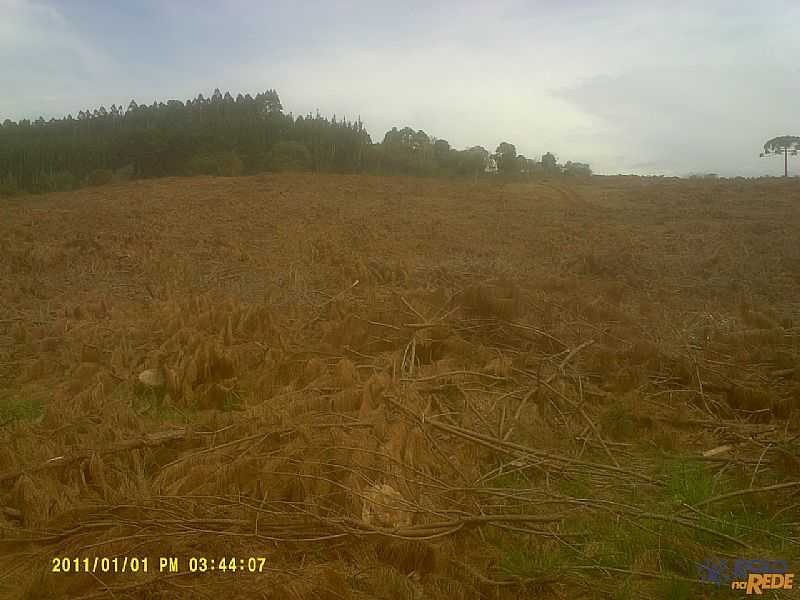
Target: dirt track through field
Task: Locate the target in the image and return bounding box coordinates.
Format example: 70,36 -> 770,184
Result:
1,174 -> 799,599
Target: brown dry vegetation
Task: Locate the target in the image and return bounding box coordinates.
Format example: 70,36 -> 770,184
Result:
1,174 -> 799,599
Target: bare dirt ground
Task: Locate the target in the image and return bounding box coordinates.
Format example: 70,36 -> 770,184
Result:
1,174 -> 799,599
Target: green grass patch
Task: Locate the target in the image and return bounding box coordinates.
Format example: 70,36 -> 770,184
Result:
148,403 -> 194,424
663,457 -> 715,506
599,397 -> 638,441
221,388 -> 243,412
555,473 -> 592,498
488,467 -> 534,489
496,538 -> 566,580
656,578 -> 694,600
0,393 -> 46,424
695,509 -> 795,555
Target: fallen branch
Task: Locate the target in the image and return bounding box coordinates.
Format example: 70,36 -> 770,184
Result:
688,480 -> 800,511
558,339 -> 595,372
387,396 -> 659,485
401,370 -> 510,383
0,428 -> 189,485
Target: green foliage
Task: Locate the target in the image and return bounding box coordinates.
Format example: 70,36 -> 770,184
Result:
657,579 -> 693,600
564,161 -> 592,177
0,179 -> 20,197
185,151 -> 243,176
694,508 -> 793,553
541,151 -> 559,172
453,149 -> 487,176
497,142 -> 516,157
222,388 -> 243,411
489,466 -> 533,489
36,170 -> 77,193
0,393 -> 46,423
433,138 -> 450,156
599,397 -> 637,441
148,403 -> 191,424
0,90 -> 371,190
0,88 -> 589,187
556,473 -> 591,498
87,169 -> 113,187
217,152 -> 243,177
184,155 -> 219,176
664,458 -> 714,506
497,539 -> 565,580
112,164 -> 135,183
265,141 -> 311,172
762,135 -> 800,154
495,142 -> 518,175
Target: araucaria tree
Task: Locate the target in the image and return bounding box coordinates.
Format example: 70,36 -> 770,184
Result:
760,136 -> 800,177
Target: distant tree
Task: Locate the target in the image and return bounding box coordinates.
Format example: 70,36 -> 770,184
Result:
217,151 -> 243,176
87,169 -> 113,186
433,138 -> 450,156
0,86 -> 591,191
468,146 -> 489,159
412,130 -> 430,150
266,141 -> 311,172
563,161 -> 592,177
383,127 -> 414,147
185,151 -> 243,177
541,151 -> 560,174
496,142 -> 516,157
264,89 -> 283,114
760,135 -> 800,177
0,179 -> 20,197
37,170 -> 77,192
451,146 -> 489,177
379,127 -> 427,174
495,142 -> 518,175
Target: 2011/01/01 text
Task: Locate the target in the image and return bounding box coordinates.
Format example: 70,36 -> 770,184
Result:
51,556 -> 268,574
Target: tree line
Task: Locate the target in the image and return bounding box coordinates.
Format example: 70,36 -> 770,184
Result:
0,88 -> 591,196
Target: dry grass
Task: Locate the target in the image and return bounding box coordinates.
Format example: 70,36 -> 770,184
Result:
1,174 -> 799,599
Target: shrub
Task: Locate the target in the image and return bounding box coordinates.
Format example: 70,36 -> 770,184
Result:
184,154 -> 218,176
112,164 -> 135,183
36,170 -> 77,193
266,141 -> 311,172
87,169 -> 113,187
185,151 -> 243,177
563,161 -> 592,177
0,180 -> 20,197
216,151 -> 243,177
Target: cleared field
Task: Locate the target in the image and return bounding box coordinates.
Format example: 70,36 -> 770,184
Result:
1,174 -> 799,599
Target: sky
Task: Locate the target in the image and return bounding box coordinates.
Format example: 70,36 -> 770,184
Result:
2,0 -> 799,176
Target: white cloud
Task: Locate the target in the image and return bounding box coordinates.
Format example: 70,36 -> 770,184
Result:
2,0 -> 799,174
0,0 -> 115,118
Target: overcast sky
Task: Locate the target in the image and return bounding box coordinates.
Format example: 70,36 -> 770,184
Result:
2,0 -> 799,176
